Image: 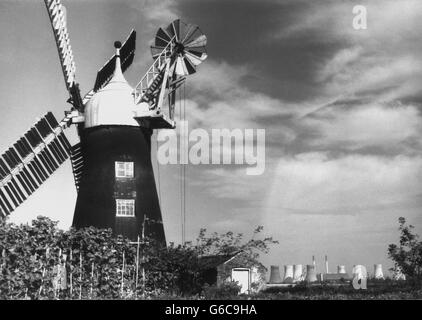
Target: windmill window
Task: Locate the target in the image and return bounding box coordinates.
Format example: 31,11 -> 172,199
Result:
116,199 -> 135,217
115,161 -> 134,178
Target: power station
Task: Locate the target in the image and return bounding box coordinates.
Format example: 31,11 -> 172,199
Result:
267,255 -> 387,286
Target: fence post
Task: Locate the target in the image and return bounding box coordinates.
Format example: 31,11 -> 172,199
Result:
90,262 -> 94,299
121,251 -> 125,298
69,249 -> 73,298
135,236 -> 140,298
79,251 -> 82,300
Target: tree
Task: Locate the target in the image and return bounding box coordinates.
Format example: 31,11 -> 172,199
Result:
195,226 -> 278,258
388,217 -> 422,279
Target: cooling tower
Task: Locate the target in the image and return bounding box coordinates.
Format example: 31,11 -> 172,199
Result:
374,264 -> 384,279
283,265 -> 294,284
305,264 -> 318,283
293,264 -> 304,282
268,265 -> 282,284
352,265 -> 367,280
337,265 -> 346,274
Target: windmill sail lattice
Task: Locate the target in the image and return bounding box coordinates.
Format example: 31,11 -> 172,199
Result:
70,143 -> 83,191
44,0 -> 83,111
134,36 -> 175,105
0,113 -> 71,217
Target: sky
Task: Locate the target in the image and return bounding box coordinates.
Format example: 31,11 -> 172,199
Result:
1,0 -> 422,277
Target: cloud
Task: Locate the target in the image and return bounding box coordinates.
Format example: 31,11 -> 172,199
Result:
302,103 -> 422,153
193,167 -> 269,201
274,0 -> 422,45
316,46 -> 363,83
125,0 -> 180,75
320,53 -> 422,100
180,60 -> 299,152
266,153 -> 422,216
127,0 -> 179,27
272,0 -> 422,103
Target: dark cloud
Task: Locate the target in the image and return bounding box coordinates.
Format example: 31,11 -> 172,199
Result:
176,0 -> 345,102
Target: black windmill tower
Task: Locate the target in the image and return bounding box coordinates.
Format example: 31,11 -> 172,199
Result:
0,0 -> 207,244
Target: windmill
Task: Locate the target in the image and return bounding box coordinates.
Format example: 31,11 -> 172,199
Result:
0,0 -> 207,244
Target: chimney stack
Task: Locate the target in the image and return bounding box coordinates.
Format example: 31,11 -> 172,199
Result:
268,265 -> 282,284
325,255 -> 329,274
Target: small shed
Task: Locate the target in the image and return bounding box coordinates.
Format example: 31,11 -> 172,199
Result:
199,251 -> 267,294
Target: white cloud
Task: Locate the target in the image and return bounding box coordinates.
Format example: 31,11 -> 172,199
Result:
126,0 -> 180,74
275,0 -> 422,45
190,166 -> 269,201
317,46 -> 363,83
128,0 -> 179,27
276,0 -> 422,104
321,54 -> 422,98
266,153 -> 422,216
303,103 -> 422,151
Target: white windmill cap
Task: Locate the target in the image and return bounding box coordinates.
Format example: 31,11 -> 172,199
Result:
84,42 -> 146,128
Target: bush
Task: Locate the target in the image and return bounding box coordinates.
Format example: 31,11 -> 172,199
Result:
0,217 -> 135,299
202,281 -> 241,299
1,217 -> 277,299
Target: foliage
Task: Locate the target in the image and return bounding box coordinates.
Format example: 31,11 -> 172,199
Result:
0,217 -> 135,300
0,216 -> 277,299
388,217 -> 422,279
142,240 -> 203,297
195,226 -> 278,261
202,281 -> 241,299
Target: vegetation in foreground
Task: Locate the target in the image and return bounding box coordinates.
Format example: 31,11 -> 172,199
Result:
254,279 -> 422,300
0,216 -> 276,300
0,216 -> 421,300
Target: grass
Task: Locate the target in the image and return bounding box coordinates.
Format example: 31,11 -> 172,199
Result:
245,279 -> 422,300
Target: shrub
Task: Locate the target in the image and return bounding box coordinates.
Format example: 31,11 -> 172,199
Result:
0,216 -> 276,299
202,281 -> 241,299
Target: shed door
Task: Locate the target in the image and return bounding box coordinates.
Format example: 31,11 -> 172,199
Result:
231,268 -> 250,294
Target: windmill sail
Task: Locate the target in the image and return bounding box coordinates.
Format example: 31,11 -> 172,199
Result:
81,29 -> 136,106
93,29 -> 136,92
70,143 -> 83,191
150,19 -> 207,76
0,113 -> 71,217
133,19 -> 207,129
44,0 -> 83,111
